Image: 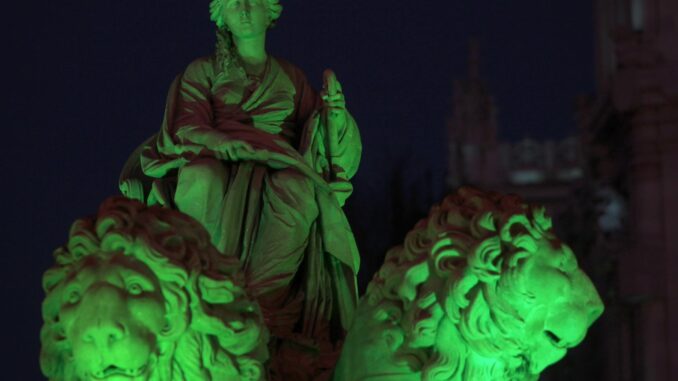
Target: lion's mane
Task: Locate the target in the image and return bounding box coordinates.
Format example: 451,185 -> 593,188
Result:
363,187 -> 557,381
40,197 -> 268,381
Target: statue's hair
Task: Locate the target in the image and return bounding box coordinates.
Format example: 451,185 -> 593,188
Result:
208,0 -> 283,77
209,0 -> 283,30
364,187 -> 554,381
40,197 -> 268,381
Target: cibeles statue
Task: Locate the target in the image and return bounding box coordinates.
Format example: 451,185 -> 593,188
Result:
95,1 -> 605,380
40,197 -> 268,381
119,0 -> 361,379
333,188 -> 604,381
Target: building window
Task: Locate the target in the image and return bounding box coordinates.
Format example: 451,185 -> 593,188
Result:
631,0 -> 644,31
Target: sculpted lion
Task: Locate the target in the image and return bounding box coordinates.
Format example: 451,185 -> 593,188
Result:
40,197 -> 269,381
333,187 -> 604,381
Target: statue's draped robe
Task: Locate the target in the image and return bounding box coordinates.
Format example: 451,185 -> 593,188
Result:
138,56 -> 361,378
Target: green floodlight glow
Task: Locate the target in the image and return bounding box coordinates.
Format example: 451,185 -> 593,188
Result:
42,1 -> 603,379
333,187 -> 604,381
40,197 -> 269,381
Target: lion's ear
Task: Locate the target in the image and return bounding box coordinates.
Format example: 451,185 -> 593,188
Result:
468,236 -> 502,283
197,274 -> 237,304
42,268 -> 67,293
160,284 -> 190,341
398,261 -> 429,302
41,269 -> 68,325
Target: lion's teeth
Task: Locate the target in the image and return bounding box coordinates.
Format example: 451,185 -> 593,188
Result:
90,364 -> 146,379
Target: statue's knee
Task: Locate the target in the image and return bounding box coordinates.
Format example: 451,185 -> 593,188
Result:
179,158 -> 226,182
175,159 -> 227,208
272,170 -> 318,216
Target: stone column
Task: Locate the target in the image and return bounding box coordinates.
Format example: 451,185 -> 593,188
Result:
622,87 -> 678,380
658,100 -> 678,381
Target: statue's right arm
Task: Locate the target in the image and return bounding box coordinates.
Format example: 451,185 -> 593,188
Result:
165,58 -> 231,152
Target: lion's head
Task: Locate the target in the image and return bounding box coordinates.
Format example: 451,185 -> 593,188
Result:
336,187 -> 604,381
40,197 -> 268,381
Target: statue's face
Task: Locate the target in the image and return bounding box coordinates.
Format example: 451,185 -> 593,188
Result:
503,238 -> 604,374
222,0 -> 270,39
58,253 -> 166,381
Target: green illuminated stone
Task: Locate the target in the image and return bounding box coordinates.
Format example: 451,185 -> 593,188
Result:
333,187 -> 604,381
40,197 -> 268,381
45,0 -> 604,379
118,1 -> 362,377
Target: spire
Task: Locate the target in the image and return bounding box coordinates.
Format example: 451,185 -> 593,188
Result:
447,37 -> 499,189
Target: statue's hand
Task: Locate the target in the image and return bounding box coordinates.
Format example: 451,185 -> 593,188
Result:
214,139 -> 255,161
321,69 -> 347,130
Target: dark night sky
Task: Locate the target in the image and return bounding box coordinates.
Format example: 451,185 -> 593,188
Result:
6,1 -> 594,378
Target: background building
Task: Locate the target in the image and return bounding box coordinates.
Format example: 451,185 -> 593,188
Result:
449,2 -> 678,379
578,0 -> 678,379
447,42 -> 585,234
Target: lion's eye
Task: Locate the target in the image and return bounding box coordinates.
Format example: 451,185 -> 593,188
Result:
125,277 -> 154,295
127,282 -> 143,295
66,289 -> 81,304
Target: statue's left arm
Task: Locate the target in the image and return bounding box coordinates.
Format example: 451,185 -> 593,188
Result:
322,73 -> 362,183
290,65 -> 362,205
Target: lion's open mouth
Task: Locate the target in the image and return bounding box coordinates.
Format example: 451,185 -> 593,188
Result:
544,330 -> 568,349
90,364 -> 147,380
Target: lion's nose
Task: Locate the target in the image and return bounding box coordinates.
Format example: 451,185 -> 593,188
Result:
77,284 -> 129,347
82,320 -> 127,345
545,270 -> 604,348
573,269 -> 604,326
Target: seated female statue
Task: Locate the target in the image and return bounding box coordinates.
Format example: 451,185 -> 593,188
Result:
129,0 -> 362,379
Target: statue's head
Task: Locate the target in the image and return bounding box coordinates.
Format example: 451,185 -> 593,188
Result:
362,187 -> 604,380
210,0 -> 282,75
40,197 -> 268,381
210,0 -> 283,31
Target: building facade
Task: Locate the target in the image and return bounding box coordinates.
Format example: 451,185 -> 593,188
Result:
579,0 -> 678,379
446,43 -> 585,228
448,2 -> 678,378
